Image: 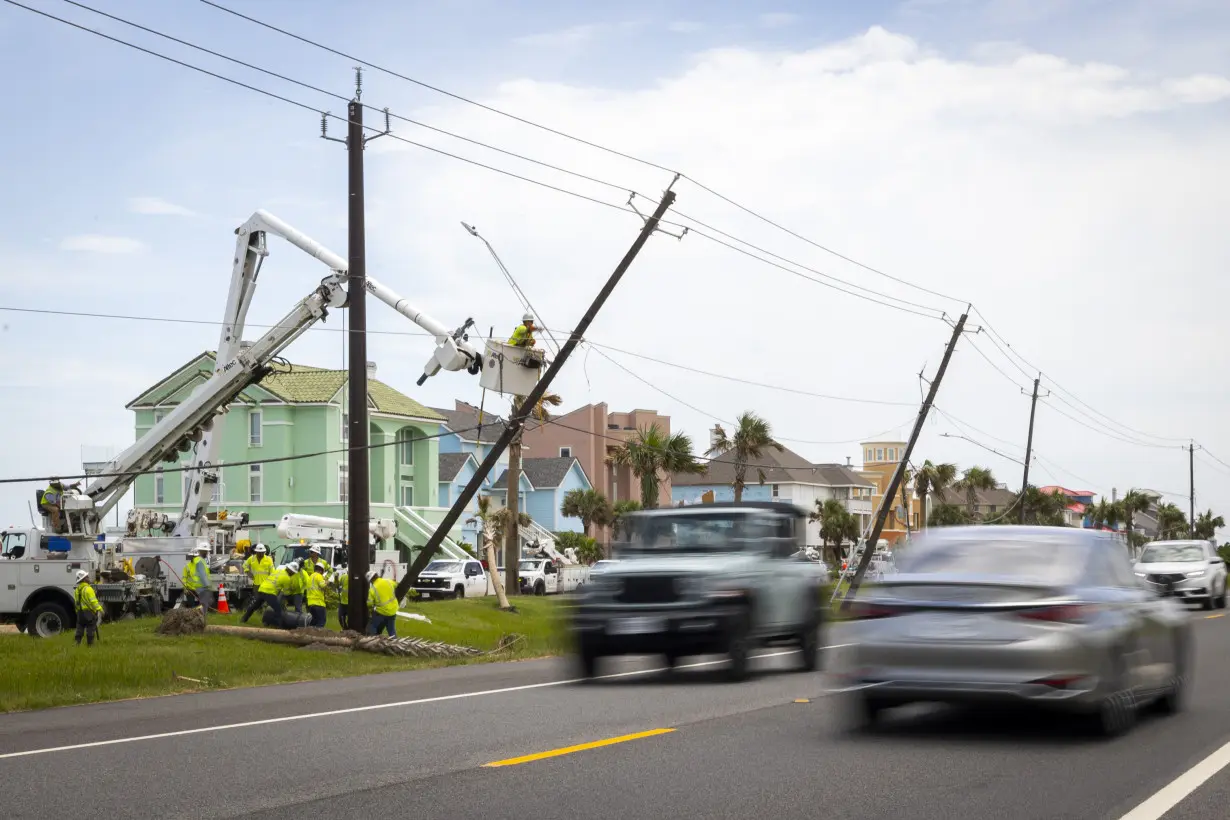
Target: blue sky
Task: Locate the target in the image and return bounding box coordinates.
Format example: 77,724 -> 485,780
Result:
2,0 -> 1230,529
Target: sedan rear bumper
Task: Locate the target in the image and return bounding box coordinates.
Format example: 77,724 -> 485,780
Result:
842,672 -> 1103,711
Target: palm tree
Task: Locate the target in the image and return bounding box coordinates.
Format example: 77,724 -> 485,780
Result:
466,496 -> 520,610
1156,502 -> 1188,540
504,391 -> 562,596
997,485 -> 1068,527
610,499 -> 642,542
810,498 -> 859,568
913,460 -> 958,530
559,488 -> 613,538
609,424 -> 705,509
1086,498 -> 1123,532
1194,509 -> 1225,541
929,503 -> 972,527
954,466 -> 997,520
1119,489 -> 1152,553
706,411 -> 783,502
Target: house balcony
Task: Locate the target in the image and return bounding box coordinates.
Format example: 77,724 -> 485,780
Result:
843,499 -> 873,516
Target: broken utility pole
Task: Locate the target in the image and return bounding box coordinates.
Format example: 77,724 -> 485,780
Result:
841,311 -> 969,610
1018,375 -> 1043,524
321,68 -> 389,632
394,178 -> 681,601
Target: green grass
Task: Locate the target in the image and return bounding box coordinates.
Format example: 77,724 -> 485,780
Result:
0,597 -> 568,714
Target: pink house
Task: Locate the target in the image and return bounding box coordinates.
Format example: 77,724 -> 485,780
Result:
519,403 -> 673,514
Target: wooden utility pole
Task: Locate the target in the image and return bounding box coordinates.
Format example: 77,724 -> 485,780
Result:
1190,441 -> 1196,537
394,178 -> 681,600
841,311 -> 969,609
322,69 -> 389,632
1019,376 -> 1041,524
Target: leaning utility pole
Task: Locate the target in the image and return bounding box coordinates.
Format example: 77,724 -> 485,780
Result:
841,311 -> 969,610
322,69 -> 389,632
394,178 -> 681,601
1018,375 -> 1042,524
1190,441 -> 1196,538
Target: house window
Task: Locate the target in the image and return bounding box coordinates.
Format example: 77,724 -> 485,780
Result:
155,470 -> 165,504
400,484 -> 414,507
338,463 -> 349,503
559,446 -> 572,458
772,484 -> 779,498
154,409 -> 168,424
249,464 -> 262,503
398,429 -> 415,466
249,410 -> 262,447
876,448 -> 884,462
341,410 -> 349,444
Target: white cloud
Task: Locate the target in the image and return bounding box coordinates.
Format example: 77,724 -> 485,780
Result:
513,22 -> 639,48
759,12 -> 800,28
360,25 -> 1230,519
59,234 -> 146,254
128,196 -> 196,217
668,21 -> 705,34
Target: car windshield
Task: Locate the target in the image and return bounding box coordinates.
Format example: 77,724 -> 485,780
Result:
518,560 -> 542,571
1139,544 -> 1204,563
618,510 -> 793,553
425,561 -> 462,573
894,532 -> 1087,585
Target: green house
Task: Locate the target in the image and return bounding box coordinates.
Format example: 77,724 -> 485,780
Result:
127,351 -> 463,553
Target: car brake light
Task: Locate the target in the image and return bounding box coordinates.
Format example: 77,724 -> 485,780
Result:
849,601 -> 900,620
1014,604 -> 1091,623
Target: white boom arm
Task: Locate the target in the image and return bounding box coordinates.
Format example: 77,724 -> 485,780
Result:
277,513 -> 397,543
67,209 -> 485,538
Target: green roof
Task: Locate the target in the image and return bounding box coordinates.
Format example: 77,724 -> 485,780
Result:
128,351 -> 444,421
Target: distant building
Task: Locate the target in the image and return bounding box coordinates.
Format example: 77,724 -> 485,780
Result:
859,441 -> 924,543
1038,486 -> 1097,528
491,456 -> 594,533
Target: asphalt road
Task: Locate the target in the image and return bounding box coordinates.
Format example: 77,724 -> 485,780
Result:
3,612 -> 1230,819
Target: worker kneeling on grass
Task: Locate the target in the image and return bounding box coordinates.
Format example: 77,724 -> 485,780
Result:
244,556 -> 286,624
366,570 -> 399,637
305,561 -> 328,628
73,569 -> 104,647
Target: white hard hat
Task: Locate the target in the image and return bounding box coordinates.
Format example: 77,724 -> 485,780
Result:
307,545 -> 322,556
196,545 -> 209,554
74,569 -> 89,584
522,311 -> 534,323
366,570 -> 379,582
253,544 -> 267,554
287,560 -> 300,573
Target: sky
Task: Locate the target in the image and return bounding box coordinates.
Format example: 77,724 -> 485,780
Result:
2,0 -> 1229,534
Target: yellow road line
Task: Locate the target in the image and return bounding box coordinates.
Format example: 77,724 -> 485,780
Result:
483,728 -> 676,768
1205,613 -> 1225,620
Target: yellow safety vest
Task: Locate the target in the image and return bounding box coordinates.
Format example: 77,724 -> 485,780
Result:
41,486 -> 61,506
182,557 -> 204,592
275,569 -> 297,596
338,572 -> 349,605
305,572 -> 326,607
259,567 -> 285,595
508,324 -> 534,347
74,582 -> 103,615
244,555 -> 273,587
368,577 -> 399,617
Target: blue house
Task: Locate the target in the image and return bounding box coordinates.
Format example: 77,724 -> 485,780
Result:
431,401 -> 510,470
492,456 -> 593,533
438,452 -> 482,546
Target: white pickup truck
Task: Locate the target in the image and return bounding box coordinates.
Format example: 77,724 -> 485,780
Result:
518,558 -> 589,596
412,558 -> 492,599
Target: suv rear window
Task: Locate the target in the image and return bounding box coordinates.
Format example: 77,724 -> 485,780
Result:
895,531 -> 1087,585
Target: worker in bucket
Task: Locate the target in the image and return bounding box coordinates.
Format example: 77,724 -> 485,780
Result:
73,569 -> 104,647
507,312 -> 537,348
333,564 -> 350,630
366,569 -> 399,637
240,545 -> 276,623
182,545 -> 213,611
38,478 -> 66,534
304,559 -> 328,628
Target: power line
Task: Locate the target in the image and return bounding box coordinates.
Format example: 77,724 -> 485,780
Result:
939,432 -> 1025,466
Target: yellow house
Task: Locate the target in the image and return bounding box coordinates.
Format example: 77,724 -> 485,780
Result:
858,440 -> 923,545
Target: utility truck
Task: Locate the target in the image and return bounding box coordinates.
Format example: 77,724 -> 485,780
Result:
2,208 -> 540,636
518,557 -> 589,596
275,513 -> 398,569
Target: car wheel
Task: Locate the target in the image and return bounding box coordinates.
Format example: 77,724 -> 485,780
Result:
1202,592 -> 1215,611
1094,650 -> 1138,738
576,645 -> 599,679
1155,633 -> 1190,715
725,612 -> 752,683
798,609 -> 821,672
534,582 -> 545,596
663,651 -> 679,671
1218,580 -> 1227,610
27,602 -> 70,639
848,692 -> 886,733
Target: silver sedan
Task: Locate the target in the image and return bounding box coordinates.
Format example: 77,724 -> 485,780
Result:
838,525 -> 1192,737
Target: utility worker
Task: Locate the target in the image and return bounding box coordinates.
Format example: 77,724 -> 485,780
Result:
366,570 -> 399,637
304,560 -> 328,628
289,546 -> 320,613
182,545 -> 213,611
73,569 -> 104,647
507,312 -> 537,348
240,544 -> 274,622
333,564 -> 350,631
38,479 -> 66,534
245,562 -> 286,623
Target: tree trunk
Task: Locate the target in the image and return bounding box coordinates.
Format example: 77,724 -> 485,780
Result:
919,490 -> 929,530
733,464 -> 745,503
901,483 -> 911,536
503,427 -> 523,598
485,533 -> 511,610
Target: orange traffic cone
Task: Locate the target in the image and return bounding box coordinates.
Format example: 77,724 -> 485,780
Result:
216,584 -> 230,614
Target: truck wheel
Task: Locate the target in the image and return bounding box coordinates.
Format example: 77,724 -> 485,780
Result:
725,612 -> 752,683
799,614 -> 821,672
27,602 -> 71,638
454,585 -> 465,599
534,581 -> 546,596
577,645 -> 599,679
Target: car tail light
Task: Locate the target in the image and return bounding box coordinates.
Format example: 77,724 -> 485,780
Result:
849,601 -> 900,620
1014,604 -> 1092,624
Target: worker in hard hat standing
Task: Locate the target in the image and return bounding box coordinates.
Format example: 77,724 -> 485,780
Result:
507,312 -> 537,348
240,544 -> 274,622
73,570 -> 104,646
182,545 -> 213,612
332,564 -> 350,630
366,570 -> 399,637
304,560 -> 328,628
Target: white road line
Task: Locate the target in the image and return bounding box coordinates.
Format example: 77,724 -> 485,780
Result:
0,647 -> 823,761
1116,739 -> 1230,820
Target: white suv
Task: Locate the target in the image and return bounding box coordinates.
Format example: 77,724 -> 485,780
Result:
1134,540 -> 1227,610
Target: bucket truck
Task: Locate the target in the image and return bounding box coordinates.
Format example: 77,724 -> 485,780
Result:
275,513 -> 397,569
2,209 -> 541,636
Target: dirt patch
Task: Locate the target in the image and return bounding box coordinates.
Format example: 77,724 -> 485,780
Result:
156,608 -> 205,636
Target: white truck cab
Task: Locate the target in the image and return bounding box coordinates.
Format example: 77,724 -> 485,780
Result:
518,558 -> 589,596
413,559 -> 491,599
